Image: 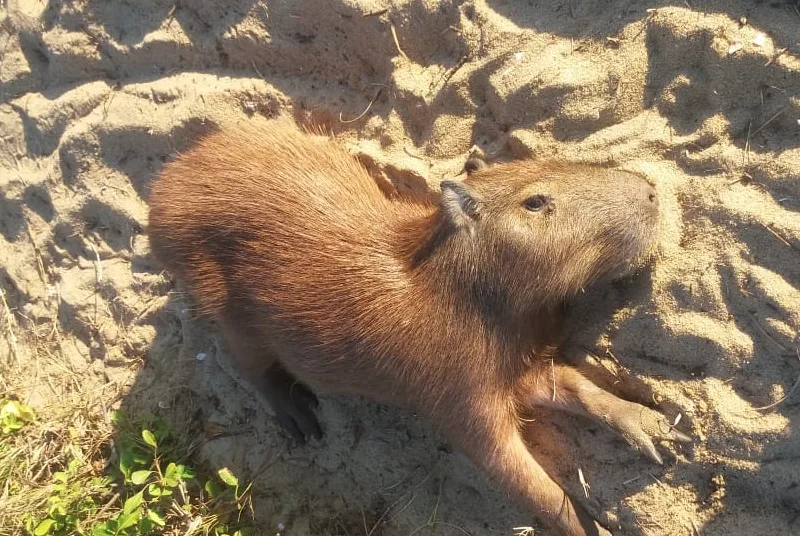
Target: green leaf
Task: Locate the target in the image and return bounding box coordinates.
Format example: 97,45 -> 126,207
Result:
132,452 -> 151,466
122,491 -> 144,515
217,468 -> 238,487
147,483 -> 162,497
118,448 -> 134,479
146,510 -> 166,527
141,430 -> 157,448
147,483 -> 171,497
138,518 -> 154,533
164,462 -> 177,479
110,410 -> 125,424
19,404 -> 35,421
47,501 -> 67,518
130,470 -> 153,485
33,519 -> 56,536
91,523 -> 114,536
182,466 -> 196,480
67,457 -> 80,474
117,511 -> 140,531
0,400 -> 20,418
163,462 -> 180,487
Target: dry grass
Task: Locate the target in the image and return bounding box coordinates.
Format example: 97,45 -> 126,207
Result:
0,308 -> 255,536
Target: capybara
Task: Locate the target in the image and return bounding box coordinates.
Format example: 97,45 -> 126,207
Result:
148,117 -> 690,536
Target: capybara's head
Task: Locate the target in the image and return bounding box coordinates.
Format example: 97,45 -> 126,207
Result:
436,161 -> 660,313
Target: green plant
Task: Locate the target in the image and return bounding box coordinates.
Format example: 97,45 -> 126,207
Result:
15,409 -> 254,536
23,453 -> 111,536
0,399 -> 36,435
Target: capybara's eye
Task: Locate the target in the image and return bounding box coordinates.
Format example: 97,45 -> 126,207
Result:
523,195 -> 551,212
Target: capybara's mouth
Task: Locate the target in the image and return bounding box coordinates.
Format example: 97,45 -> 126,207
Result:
604,211 -> 662,283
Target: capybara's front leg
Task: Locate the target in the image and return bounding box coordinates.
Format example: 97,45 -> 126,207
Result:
449,408 -> 610,536
218,320 -> 322,443
523,362 -> 692,464
257,363 -> 322,443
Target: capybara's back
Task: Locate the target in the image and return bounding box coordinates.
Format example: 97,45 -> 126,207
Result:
149,118 -> 394,318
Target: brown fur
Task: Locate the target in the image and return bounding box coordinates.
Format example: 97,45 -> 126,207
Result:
148,117 -> 689,536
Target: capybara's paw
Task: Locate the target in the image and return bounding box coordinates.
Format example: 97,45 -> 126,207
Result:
564,496 -> 613,536
261,370 -> 323,443
605,401 -> 692,464
272,397 -> 323,444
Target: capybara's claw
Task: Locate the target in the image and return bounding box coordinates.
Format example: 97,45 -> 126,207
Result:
640,439 -> 663,465
672,429 -> 693,443
605,400 -> 692,464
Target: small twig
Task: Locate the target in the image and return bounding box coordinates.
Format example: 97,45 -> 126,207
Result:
363,8 -> 388,17
435,54 -> 468,95
623,475 -> 642,485
390,21 -> 409,61
0,286 -> 20,365
361,505 -> 368,536
25,225 -> 48,284
88,242 -> 103,284
427,479 -> 443,523
762,223 -> 793,249
403,146 -> 425,160
336,520 -> 353,536
387,492 -> 418,525
432,523 -> 471,536
166,4 -> 177,29
750,107 -> 786,137
102,86 -> 118,120
88,242 -> 103,326
96,491 -> 121,518
753,374 -> 800,411
578,467 -> 590,498
605,348 -> 621,364
749,310 -> 789,353
251,60 -> 264,79
690,518 -> 701,535
765,47 -> 788,66
743,120 -> 751,165
339,88 -> 383,123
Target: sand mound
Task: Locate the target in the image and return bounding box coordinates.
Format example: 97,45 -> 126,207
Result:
1,0 -> 798,534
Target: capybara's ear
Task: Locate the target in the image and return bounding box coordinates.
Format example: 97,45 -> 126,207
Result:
464,157 -> 488,175
440,180 -> 481,233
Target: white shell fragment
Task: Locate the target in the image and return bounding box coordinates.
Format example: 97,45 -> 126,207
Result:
728,40 -> 744,55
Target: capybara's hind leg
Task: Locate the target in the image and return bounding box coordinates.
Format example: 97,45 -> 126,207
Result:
219,321 -> 322,443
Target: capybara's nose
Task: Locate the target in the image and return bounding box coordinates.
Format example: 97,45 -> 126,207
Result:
642,183 -> 658,209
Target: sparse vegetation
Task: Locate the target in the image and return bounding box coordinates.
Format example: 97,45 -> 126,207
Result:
0,396 -> 255,536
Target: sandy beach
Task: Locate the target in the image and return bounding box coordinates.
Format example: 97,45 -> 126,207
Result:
1,1 -> 799,534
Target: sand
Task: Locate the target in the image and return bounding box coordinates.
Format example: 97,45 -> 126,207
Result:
1,0 -> 799,534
